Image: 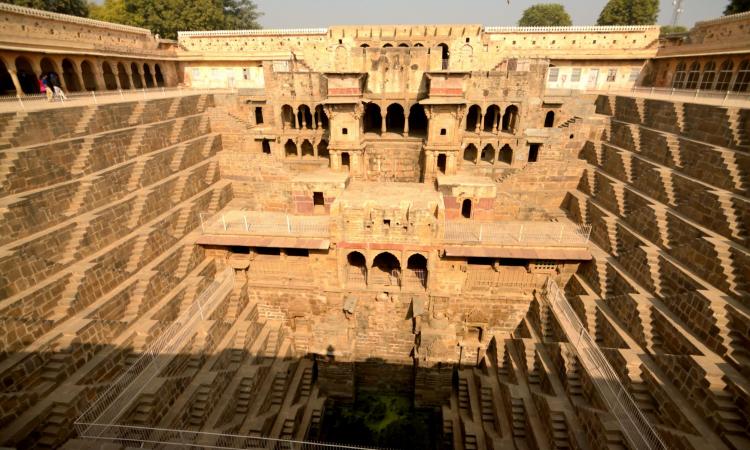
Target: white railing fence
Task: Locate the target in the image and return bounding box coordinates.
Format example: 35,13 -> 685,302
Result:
545,85 -> 750,105
464,270 -> 536,290
444,221 -> 591,246
542,278 -> 666,450
0,86 -> 233,110
200,212 -> 330,237
76,267 -> 234,432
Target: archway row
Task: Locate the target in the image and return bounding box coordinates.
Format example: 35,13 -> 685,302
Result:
280,104 -> 330,130
362,102 -> 428,136
465,104 -> 519,134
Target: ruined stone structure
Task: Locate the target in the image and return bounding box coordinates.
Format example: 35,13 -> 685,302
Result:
0,4 -> 748,450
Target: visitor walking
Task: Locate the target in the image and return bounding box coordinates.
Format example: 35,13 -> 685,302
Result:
40,75 -> 53,102
53,83 -> 67,101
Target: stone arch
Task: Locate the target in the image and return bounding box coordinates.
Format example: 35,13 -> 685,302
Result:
544,111 -> 555,128
363,102 -> 382,133
62,58 -> 81,92
371,252 -> 401,286
414,43 -> 424,47
80,60 -> 97,91
360,43 -> 370,48
461,199 -> 472,219
672,62 -> 687,89
281,104 -> 296,129
301,139 -> 314,158
262,139 -> 272,154
466,104 -> 481,131
284,139 -> 298,157
15,56 -> 38,94
398,43 -> 409,48
463,144 -> 477,164
143,63 -> 154,88
716,60 -> 734,91
0,59 -> 14,95
298,104 -> 313,129
102,62 -> 117,90
317,140 -> 329,159
499,144 -> 513,165
406,253 -> 428,289
154,63 -> 165,87
502,105 -> 518,133
733,60 -> 750,92
438,43 -> 449,60
39,57 -> 59,81
130,62 -> 143,89
481,144 -> 495,164
461,44 -> 473,57
383,43 -> 393,48
315,105 -> 329,129
346,251 -> 367,285
685,61 -> 701,89
484,104 -> 500,132
408,103 -> 428,137
700,61 -> 716,90
385,103 -> 405,133
117,62 -> 130,89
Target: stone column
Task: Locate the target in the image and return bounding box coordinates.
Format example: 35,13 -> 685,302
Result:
300,109 -> 307,129
314,110 -> 319,129
494,113 -> 500,133
381,115 -> 386,133
94,62 -> 107,90
404,114 -> 409,135
475,111 -> 482,133
8,70 -> 23,96
112,67 -> 122,90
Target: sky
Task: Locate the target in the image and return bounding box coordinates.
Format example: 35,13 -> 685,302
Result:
252,0 -> 727,29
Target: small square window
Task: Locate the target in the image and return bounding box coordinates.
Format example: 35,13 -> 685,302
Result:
342,128 -> 348,135
607,69 -> 617,82
313,192 -> 324,206
571,68 -> 582,82
338,39 -> 343,44
465,37 -> 470,43
440,128 -> 447,135
548,67 -> 559,82
383,219 -> 391,227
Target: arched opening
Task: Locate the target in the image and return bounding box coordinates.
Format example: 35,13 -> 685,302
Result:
130,62 -> 143,89
484,105 -> 500,132
80,60 -> 97,91
371,252 -> 401,286
461,199 -> 472,219
463,144 -> 477,164
102,62 -> 117,90
298,105 -> 313,129
502,105 -> 518,133
385,103 -> 405,133
671,62 -> 687,89
62,59 -> 81,92
341,152 -> 350,171
262,139 -> 271,154
685,62 -> 701,89
143,64 -> 154,88
732,60 -> 750,92
154,64 -> 165,87
398,43 -> 409,48
544,111 -> 555,128
281,104 -> 296,129
481,144 -> 495,164
716,60 -> 734,91
254,106 -> 264,124
383,43 -> 393,48
301,139 -> 314,158
438,43 -> 449,69
315,105 -> 329,129
363,103 -> 382,134
14,57 -> 38,94
466,105 -> 481,132
318,140 -> 329,159
414,43 -> 424,47
346,251 -> 367,285
406,254 -> 428,289
39,58 -> 59,85
117,62 -> 130,89
499,144 -> 513,165
0,60 -> 15,95
699,61 -> 716,90
360,44 -> 370,48
437,154 -> 447,174
284,139 -> 298,158
408,104 -> 428,137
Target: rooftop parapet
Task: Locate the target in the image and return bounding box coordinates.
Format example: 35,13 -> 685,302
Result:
657,10 -> 750,57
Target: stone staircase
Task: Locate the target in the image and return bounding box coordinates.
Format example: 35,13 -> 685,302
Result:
127,101 -> 147,126
66,178 -> 95,216
48,263 -> 93,321
69,135 -> 97,176
0,111 -> 28,149
558,116 -> 582,129
73,106 -> 98,135
510,397 -> 526,439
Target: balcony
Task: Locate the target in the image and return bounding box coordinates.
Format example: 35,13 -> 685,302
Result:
196,211 -> 331,250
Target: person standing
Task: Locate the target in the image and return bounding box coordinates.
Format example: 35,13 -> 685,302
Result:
53,81 -> 67,101
40,75 -> 53,102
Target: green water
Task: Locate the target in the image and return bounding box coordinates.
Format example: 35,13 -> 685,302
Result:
323,393 -> 438,449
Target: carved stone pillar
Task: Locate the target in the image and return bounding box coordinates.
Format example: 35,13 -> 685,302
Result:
475,111 -> 482,133
8,70 -> 23,96
381,115 -> 386,134
404,114 -> 409,135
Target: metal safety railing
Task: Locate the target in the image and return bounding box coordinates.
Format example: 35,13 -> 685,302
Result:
76,267 -> 234,434
0,86 -> 234,111
199,212 -> 330,238
542,278 -> 666,450
444,221 -> 591,246
545,85 -> 750,106
464,270 -> 536,291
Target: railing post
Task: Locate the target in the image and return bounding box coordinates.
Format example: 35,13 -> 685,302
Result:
16,96 -> 24,111
199,213 -> 205,232
478,224 -> 483,242
286,215 -> 291,233
243,214 -> 249,232
518,224 -> 524,242
92,91 -> 97,104
221,214 -> 227,231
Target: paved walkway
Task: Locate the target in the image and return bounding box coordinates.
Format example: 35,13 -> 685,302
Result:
0,87 -> 234,113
